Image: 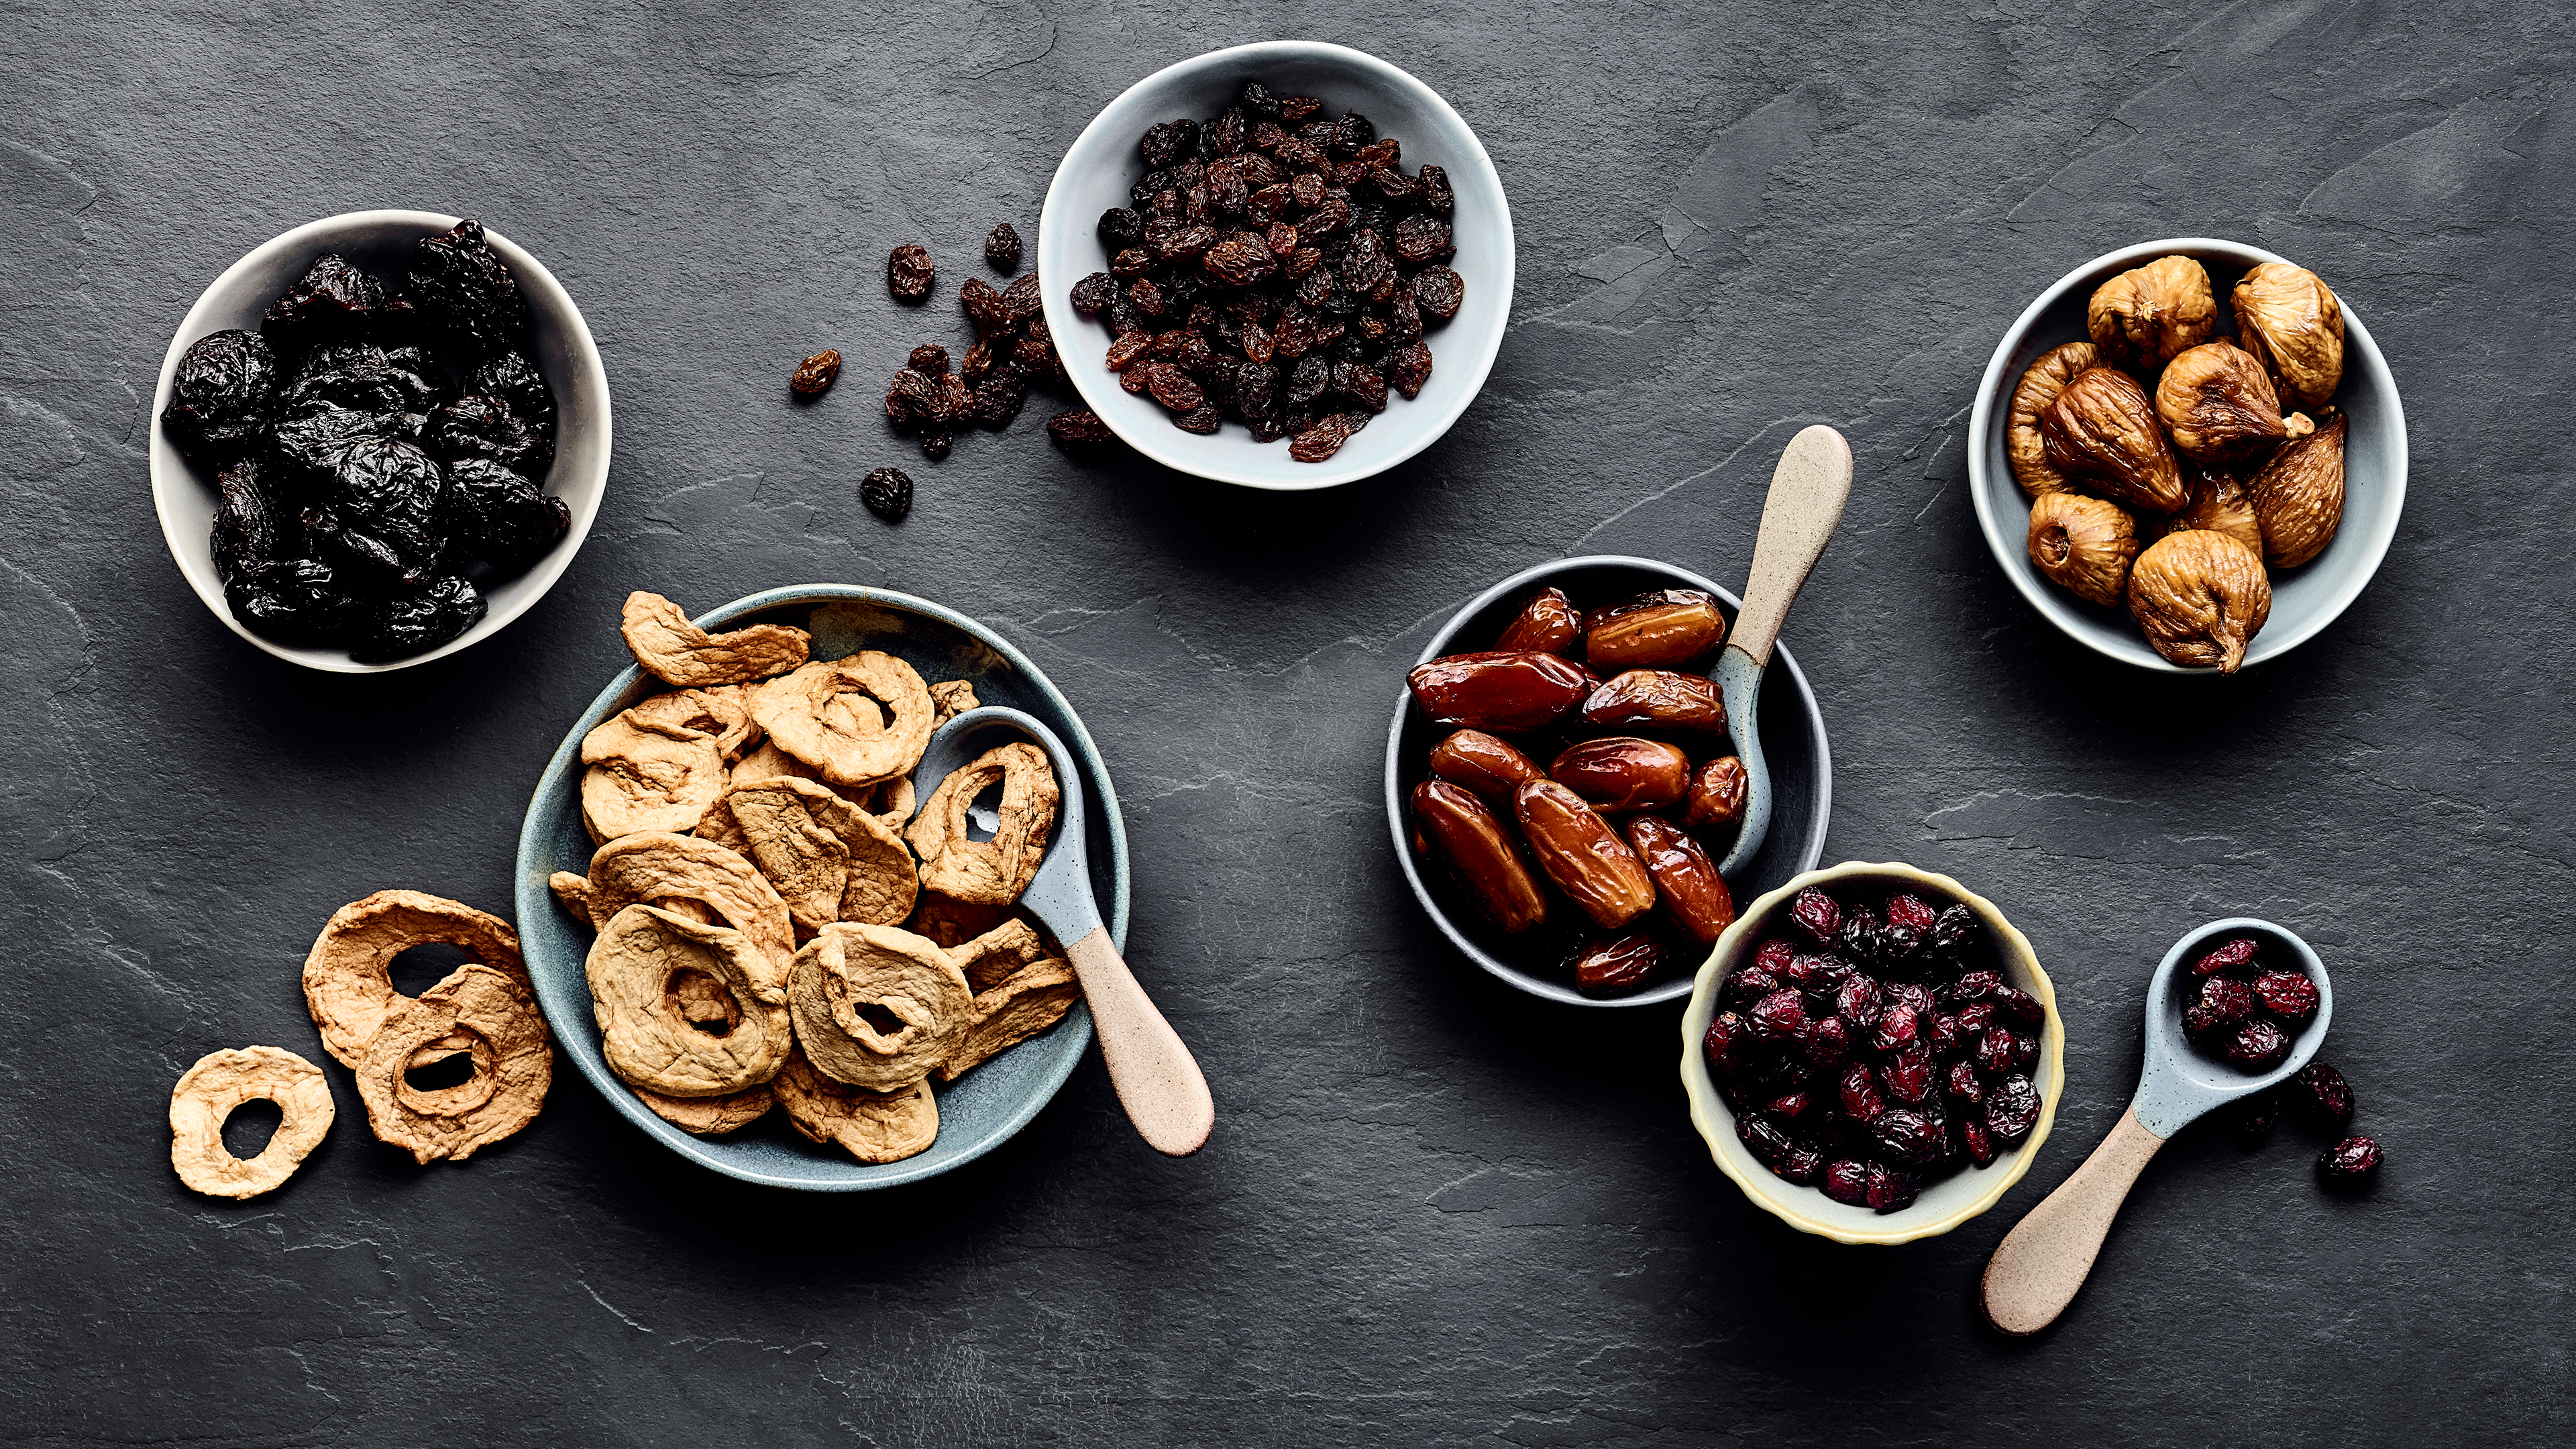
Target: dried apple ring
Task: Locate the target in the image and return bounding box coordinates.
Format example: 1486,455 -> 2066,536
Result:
697,777 -> 919,932
621,590 -> 811,688
947,917 -> 1052,991
301,890 -> 527,1068
749,652 -> 935,788
906,742 -> 1059,906
731,739 -> 916,831
354,965 -> 552,1165
936,956 -> 1080,1082
580,832 -> 796,998
586,905 -> 793,1097
635,1081 -> 775,1135
629,686 -> 760,761
928,678 -> 981,722
771,1048 -> 938,1164
168,1045 -> 335,1199
580,710 -> 727,845
788,922 -> 971,1092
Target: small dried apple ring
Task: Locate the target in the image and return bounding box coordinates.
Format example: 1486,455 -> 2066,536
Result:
301,890 -> 527,1069
906,743 -> 1059,906
628,685 -> 760,761
635,1081 -> 775,1136
749,653 -> 935,789
698,777 -> 919,933
354,965 -> 552,1165
579,832 -> 796,998
620,590 -> 812,688
168,1045 -> 336,1199
788,922 -> 971,1093
771,1048 -> 939,1164
586,904 -> 794,1098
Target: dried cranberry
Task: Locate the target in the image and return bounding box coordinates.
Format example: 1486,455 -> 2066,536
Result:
1871,1004 -> 1919,1053
2294,1062 -> 2355,1126
1773,1143 -> 1824,1185
1765,1091 -> 1812,1123
1975,1028 -> 2017,1076
1961,1116 -> 1998,1166
1703,1010 -> 1748,1069
1884,894 -> 1937,934
1749,989 -> 1808,1040
1987,1073 -> 2041,1144
2012,1031 -> 2039,1073
2192,938 -> 2259,977
1880,1043 -> 1934,1106
1871,1110 -> 1941,1167
1723,964 -> 1780,1007
1992,985 -> 2044,1028
1925,1012 -> 1964,1057
2200,975 -> 2256,1025
1752,938 -> 1796,975
2231,1086 -> 2282,1144
1864,1164 -> 1917,1214
1821,1159 -> 1872,1206
1736,1112 -> 1794,1166
1945,1059 -> 1984,1107
2317,1135 -> 2383,1185
1837,908 -> 1888,965
2182,1001 -> 2225,1039
2253,968 -> 2319,1024
1800,1016 -> 1851,1070
1788,887 -> 1841,943
2228,1020 -> 2291,1069
1927,904 -> 1980,958
1955,1001 -> 1996,1036
1951,969 -> 2002,1001
1838,1063 -> 1885,1122
1890,981 -> 1938,1020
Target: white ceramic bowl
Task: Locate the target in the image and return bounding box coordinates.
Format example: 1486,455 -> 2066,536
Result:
149,210 -> 611,673
1966,237 -> 2406,672
1679,862 -> 2065,1246
1038,40 -> 1513,490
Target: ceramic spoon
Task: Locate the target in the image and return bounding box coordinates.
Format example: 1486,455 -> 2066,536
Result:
910,706 -> 1214,1157
1715,425 -> 1853,876
1982,917 -> 2334,1335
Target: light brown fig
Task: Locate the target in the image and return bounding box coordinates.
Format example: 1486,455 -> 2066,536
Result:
2171,468 -> 2266,561
2005,341 -> 2099,496
2041,367 -> 2188,513
2246,412 -> 2348,568
2154,341 -> 2288,462
2233,262 -> 2344,413
2087,255 -> 2216,372
2126,530 -> 2273,674
2027,493 -> 2140,607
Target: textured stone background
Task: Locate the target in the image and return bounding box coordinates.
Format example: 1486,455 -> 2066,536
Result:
5,1 -> 2569,1443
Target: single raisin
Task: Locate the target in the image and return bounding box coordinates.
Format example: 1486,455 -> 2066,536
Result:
1098,207 -> 1142,250
915,429 -> 951,461
1045,409 -> 1116,448
1144,363 -> 1204,413
888,244 -> 935,302
859,467 -> 912,523
1000,272 -> 1043,322
1383,341 -> 1434,398
906,343 -> 949,376
789,348 -> 841,398
1411,266 -> 1464,321
1071,272 -> 1116,317
1140,117 -> 1200,168
1418,163 -> 1454,216
969,375 -> 1025,429
984,222 -> 1022,272
1171,404 -> 1224,435
2294,1062 -> 2355,1126
961,276 -> 1013,335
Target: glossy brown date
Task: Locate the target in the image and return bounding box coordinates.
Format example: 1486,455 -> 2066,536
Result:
1493,586 -> 1582,655
1407,651 -> 1590,733
1428,729 -> 1544,800
1571,932 -> 1667,996
1412,781 -> 1546,933
1582,589 -> 1726,670
1625,815 -> 1735,946
1512,780 -> 1656,930
1546,736 -> 1690,814
1683,755 -> 1750,830
1579,669 -> 1728,734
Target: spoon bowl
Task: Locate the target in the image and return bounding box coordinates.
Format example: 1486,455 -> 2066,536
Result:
2133,917 -> 2334,1136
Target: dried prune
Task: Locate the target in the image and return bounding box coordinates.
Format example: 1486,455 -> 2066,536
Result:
2317,1135 -> 2382,1185
466,351 -> 555,438
442,458 -> 568,568
261,254 -> 389,358
860,466 -> 912,523
352,574 -> 486,662
423,394 -> 551,477
162,329 -> 281,464
984,223 -> 1023,272
208,456 -> 287,589
1045,409 -> 1117,448
888,244 -> 936,302
2294,1062 -> 2354,1126
225,557 -> 365,646
270,403 -> 401,488
407,221 -> 530,358
305,434 -> 451,586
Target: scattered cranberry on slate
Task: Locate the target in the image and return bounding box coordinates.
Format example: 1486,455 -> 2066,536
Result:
2318,1135 -> 2383,1185
2294,1061 -> 2355,1126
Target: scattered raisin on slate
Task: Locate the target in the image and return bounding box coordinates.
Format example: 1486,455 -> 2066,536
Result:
860,466 -> 913,523
790,349 -> 843,398
984,222 -> 1023,272
906,343 -> 948,376
888,245 -> 936,302
1045,409 -> 1116,447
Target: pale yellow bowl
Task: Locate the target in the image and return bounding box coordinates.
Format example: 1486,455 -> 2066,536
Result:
1678,861 -> 2065,1246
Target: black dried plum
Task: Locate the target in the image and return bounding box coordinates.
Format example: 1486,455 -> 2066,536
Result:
423,394 -> 551,477
260,254 -> 389,358
305,435 -> 450,586
406,220 -> 531,358
225,557 -> 366,646
352,574 -> 486,662
162,329 -> 280,465
269,403 -> 404,493
207,456 -> 288,589
860,466 -> 912,523
442,458 -> 568,568
465,351 -> 554,437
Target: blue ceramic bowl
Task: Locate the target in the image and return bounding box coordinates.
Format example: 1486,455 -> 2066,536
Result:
513,584 -> 1128,1190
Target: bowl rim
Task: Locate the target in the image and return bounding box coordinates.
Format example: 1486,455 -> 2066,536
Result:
1677,861 -> 2066,1245
1036,38 -> 1516,491
1964,235 -> 2408,674
148,208 -> 612,674
1383,554 -> 1832,1008
511,583 -> 1129,1191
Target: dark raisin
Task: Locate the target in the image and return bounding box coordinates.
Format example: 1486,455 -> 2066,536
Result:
915,429 -> 952,461
1046,409 -> 1117,449
162,329 -> 281,465
2317,1135 -> 2382,1185
1987,1073 -> 2041,1144
1418,163 -> 1454,216
859,466 -> 912,523
883,367 -> 939,426
2294,1062 -> 2355,1126
1204,238 -> 1278,287
2192,938 -> 2260,977
1336,364 -> 1387,413
2231,1086 -> 2282,1144
1071,272 -> 1116,317
984,222 -> 1022,272
1171,403 -> 1224,435
1331,110 -> 1376,156
1126,278 -> 1166,317
888,244 -> 936,303
906,343 -> 949,376
1287,353 -> 1331,404
1371,168 -> 1422,208
1411,266 -> 1464,321
1000,272 -> 1043,323
1098,207 -> 1142,250
1143,363 -> 1204,413
1104,331 -> 1154,371
2227,1020 -> 2291,1070
1112,247 -> 1155,279
790,348 -> 842,397
1140,117 -> 1200,168
969,374 -> 1026,429
1287,413 -> 1358,463
2253,968 -> 2319,1024
960,276 -> 1013,335
1383,341 -> 1433,398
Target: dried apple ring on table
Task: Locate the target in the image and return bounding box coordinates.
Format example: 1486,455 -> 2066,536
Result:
301,890 -> 527,1068
168,1045 -> 335,1199
750,652 -> 936,789
580,710 -> 727,844
771,1048 -> 938,1164
621,590 -> 812,688
586,904 -> 794,1097
907,742 -> 1058,906
573,833 -> 796,996
696,777 -> 919,932
628,686 -> 760,761
635,1082 -> 775,1135
788,922 -> 973,1092
354,965 -> 552,1165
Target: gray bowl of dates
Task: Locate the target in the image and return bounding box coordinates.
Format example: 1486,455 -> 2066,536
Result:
1385,557 -> 1829,1007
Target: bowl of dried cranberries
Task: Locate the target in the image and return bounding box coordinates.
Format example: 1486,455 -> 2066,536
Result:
1037,40 -> 1513,490
1680,863 -> 2065,1244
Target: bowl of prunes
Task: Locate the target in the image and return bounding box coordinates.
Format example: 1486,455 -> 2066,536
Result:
150,210 -> 610,670
1679,863 -> 2065,1245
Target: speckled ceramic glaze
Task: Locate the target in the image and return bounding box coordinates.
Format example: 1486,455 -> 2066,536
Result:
514,584 -> 1128,1191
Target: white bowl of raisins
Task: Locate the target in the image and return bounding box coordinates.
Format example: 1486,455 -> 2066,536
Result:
1038,40 -> 1513,490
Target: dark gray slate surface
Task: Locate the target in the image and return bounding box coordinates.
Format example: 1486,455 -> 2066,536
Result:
5,2 -> 2569,1444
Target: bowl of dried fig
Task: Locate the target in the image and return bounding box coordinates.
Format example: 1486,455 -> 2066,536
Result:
1968,238 -> 2406,673
1038,40 -> 1513,489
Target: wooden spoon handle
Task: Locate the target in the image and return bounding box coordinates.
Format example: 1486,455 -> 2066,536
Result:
1063,926 -> 1214,1157
1726,425 -> 1853,667
1981,1106 -> 2167,1335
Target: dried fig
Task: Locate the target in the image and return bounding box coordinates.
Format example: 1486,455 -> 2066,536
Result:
2005,341 -> 2099,496
2086,254 -> 2216,372
2233,262 -> 2344,413
2154,341 -> 2288,463
2026,493 -> 2139,608
2041,367 -> 2186,512
2127,530 -> 2273,674
2172,468 -> 2265,561
2246,412 -> 2347,568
